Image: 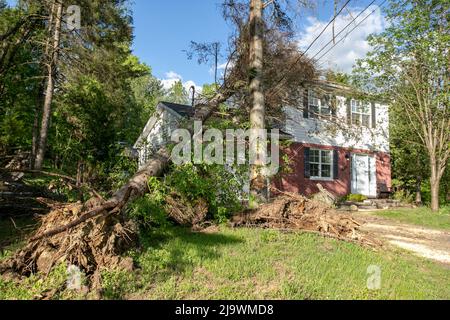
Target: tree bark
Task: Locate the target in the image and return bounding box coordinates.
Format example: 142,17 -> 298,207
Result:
249,0 -> 267,202
214,42 -> 219,85
415,175 -> 422,205
34,1 -> 62,170
430,157 -> 440,212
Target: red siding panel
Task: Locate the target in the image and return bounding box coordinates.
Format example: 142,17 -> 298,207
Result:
272,143 -> 392,198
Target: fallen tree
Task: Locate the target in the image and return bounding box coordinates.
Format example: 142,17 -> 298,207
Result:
0,92 -> 229,282
230,191 -> 382,247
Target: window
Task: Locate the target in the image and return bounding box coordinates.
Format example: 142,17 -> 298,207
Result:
351,100 -> 371,128
309,90 -> 332,118
310,149 -> 333,179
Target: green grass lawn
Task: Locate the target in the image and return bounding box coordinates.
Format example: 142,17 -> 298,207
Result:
2,225 -> 449,300
373,207 -> 450,230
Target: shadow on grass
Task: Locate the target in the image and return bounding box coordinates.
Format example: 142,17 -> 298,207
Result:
0,216 -> 39,256
102,226 -> 244,299
137,226 -> 243,276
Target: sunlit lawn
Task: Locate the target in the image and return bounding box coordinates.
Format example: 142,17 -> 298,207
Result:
1,224 -> 449,300
373,207 -> 450,230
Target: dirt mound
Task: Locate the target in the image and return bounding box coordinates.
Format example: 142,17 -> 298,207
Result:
0,198 -> 137,282
231,192 -> 381,247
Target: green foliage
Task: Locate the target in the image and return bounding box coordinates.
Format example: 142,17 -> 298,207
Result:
128,163 -> 244,226
345,194 -> 368,203
0,5 -> 41,153
128,177 -> 170,228
166,80 -> 190,105
392,189 -> 415,204
326,70 -> 351,85
352,0 -> 449,210
0,0 -> 167,195
420,180 -> 449,207
106,148 -> 138,191
166,163 -> 244,222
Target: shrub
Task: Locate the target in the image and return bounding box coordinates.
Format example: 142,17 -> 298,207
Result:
392,189 -> 415,204
345,194 -> 368,202
165,163 -> 244,222
128,177 -> 171,228
128,163 -> 245,226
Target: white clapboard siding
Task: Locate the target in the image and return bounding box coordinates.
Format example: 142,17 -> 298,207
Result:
284,94 -> 390,153
137,109 -> 181,169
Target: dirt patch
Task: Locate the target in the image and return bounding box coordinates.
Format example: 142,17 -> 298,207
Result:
230,192 -> 381,247
358,213 -> 450,265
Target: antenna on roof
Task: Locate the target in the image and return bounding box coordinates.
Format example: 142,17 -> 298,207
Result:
189,86 -> 196,109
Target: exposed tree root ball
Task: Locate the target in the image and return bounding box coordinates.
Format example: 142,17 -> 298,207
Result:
0,201 -> 137,280
230,192 -> 381,247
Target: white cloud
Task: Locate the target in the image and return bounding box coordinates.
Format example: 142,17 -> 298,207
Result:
165,71 -> 182,80
217,62 -> 231,71
207,61 -> 235,80
160,71 -> 202,94
298,5 -> 386,73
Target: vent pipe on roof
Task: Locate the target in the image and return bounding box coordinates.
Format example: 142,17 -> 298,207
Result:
189,86 -> 196,109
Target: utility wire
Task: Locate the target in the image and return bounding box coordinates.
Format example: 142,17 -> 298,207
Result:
310,0 -> 378,61
267,0 -> 382,99
302,0 -> 352,58
267,0 -> 352,95
316,0 -> 410,67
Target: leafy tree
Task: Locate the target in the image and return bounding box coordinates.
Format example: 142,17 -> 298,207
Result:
353,0 -> 449,211
0,0 -> 162,192
390,104 -> 429,204
166,80 -> 190,105
185,41 -> 222,84
222,0 -> 317,202
0,4 -> 42,153
130,69 -> 165,125
326,70 -> 351,86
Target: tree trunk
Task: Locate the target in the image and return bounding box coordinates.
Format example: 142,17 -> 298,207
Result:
31,80 -> 45,170
28,93 -> 230,242
214,42 -> 218,85
30,105 -> 40,170
430,159 -> 440,212
415,175 -> 422,205
249,0 -> 267,202
34,1 -> 62,170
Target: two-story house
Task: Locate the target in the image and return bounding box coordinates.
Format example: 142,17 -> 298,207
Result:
134,81 -> 392,199
273,80 -> 391,198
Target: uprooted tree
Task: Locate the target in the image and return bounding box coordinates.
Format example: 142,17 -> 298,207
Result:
1,0 -> 320,282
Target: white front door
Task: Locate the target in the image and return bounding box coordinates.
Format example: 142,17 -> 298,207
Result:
351,154 -> 377,197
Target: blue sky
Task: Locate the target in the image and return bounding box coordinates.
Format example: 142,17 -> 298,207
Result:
131,0 -> 231,89
131,0 -> 387,90
6,0 -> 387,90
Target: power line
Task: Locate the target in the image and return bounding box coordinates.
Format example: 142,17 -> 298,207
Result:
310,0 -> 378,62
267,0 -> 384,100
302,0 -> 352,58
267,0 -> 352,95
316,0 -> 400,66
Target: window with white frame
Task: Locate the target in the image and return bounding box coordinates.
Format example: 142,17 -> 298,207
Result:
351,100 -> 371,128
309,90 -> 332,118
310,149 -> 333,179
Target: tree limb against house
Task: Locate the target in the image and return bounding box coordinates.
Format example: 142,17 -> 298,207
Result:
0,0 -> 449,301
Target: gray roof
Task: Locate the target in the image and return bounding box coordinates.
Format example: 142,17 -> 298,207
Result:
159,101 -> 194,118
133,101 -> 194,149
